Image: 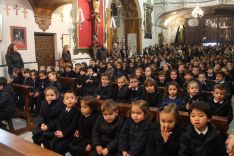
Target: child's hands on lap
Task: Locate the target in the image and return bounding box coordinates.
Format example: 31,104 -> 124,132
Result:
122,151 -> 130,156
96,146 -> 103,155
40,123 -> 48,131
85,144 -> 92,152
102,148 -> 109,156
54,130 -> 63,138
74,130 -> 80,137
161,126 -> 172,143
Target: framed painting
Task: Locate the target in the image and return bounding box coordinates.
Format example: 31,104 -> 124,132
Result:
143,2 -> 153,39
10,26 -> 27,50
62,34 -> 70,47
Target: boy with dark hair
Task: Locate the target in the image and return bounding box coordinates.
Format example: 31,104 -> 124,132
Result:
215,71 -> 231,95
0,77 -> 16,129
96,73 -> 113,100
142,78 -> 161,107
156,71 -> 167,87
179,101 -> 226,156
128,75 -> 143,102
208,84 -> 233,124
91,99 -> 124,156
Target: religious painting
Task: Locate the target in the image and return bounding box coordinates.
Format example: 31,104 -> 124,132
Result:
0,14 -> 2,41
205,18 -> 218,29
143,2 -> 153,39
77,0 -> 104,49
10,26 -> 27,50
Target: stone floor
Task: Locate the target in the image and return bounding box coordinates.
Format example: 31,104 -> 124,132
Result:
3,96 -> 234,156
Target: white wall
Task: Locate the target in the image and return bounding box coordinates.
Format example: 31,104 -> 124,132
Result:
0,0 -> 90,77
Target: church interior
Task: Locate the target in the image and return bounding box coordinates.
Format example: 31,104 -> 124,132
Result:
0,0 -> 234,156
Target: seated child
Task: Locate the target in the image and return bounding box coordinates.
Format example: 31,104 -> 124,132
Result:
76,67 -> 86,98
156,71 -> 167,87
96,73 -> 113,100
32,87 -> 64,148
41,90 -> 79,155
142,78 -> 161,107
119,100 -> 152,156
181,80 -> 204,111
161,82 -> 183,108
69,96 -> 100,156
179,101 -> 226,156
48,71 -> 62,92
83,68 -> 98,96
90,99 -> 124,156
208,84 -> 233,124
197,72 -> 214,91
22,68 -> 33,86
146,104 -> 182,156
114,76 -> 129,103
0,77 -> 16,129
127,75 -> 143,102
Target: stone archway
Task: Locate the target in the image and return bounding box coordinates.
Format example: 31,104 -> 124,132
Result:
107,0 -> 142,53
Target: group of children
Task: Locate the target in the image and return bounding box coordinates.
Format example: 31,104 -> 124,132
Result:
2,43 -> 233,155
31,86 -> 227,156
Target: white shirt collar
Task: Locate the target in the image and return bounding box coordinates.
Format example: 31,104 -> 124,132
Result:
214,99 -> 223,104
66,107 -> 71,112
194,126 -> 208,135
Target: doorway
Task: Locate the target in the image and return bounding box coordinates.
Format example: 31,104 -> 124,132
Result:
35,33 -> 55,68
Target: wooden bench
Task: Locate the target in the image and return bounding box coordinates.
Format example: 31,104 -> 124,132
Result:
0,129 -> 61,156
59,77 -> 78,92
98,101 -> 228,135
9,83 -> 34,134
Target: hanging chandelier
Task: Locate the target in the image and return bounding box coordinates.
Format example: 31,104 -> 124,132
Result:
192,6 -> 204,19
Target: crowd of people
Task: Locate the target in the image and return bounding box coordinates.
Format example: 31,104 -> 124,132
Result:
0,43 -> 234,155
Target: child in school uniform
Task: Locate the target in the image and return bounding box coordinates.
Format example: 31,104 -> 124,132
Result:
119,100 -> 152,156
48,71 -> 63,92
0,77 -> 16,129
182,70 -> 193,91
207,66 -> 216,80
69,96 -> 100,156
22,68 -> 33,86
215,71 -> 231,95
208,84 -> 233,124
181,80 -> 204,111
33,70 -> 50,116
146,104 -> 182,156
127,75 -> 144,102
178,101 -> 226,156
83,68 -> 99,96
114,76 -> 129,103
161,82 -> 183,108
76,67 -> 86,98
197,72 -> 214,92
96,73 -> 113,100
32,87 -> 64,148
29,70 -> 40,113
135,68 -> 145,85
168,69 -> 183,87
142,78 -> 161,107
91,99 -> 124,156
156,71 -> 167,87
41,90 -> 79,155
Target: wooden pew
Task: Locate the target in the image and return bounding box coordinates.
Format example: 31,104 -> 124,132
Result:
99,102 -> 228,135
10,83 -> 34,134
0,129 -> 61,156
59,77 -> 78,92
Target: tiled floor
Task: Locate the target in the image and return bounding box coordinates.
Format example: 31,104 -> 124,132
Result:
3,96 -> 234,156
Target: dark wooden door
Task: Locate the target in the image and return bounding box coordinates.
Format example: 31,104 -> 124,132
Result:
35,34 -> 55,68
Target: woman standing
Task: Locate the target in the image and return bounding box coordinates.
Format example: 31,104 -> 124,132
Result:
62,45 -> 71,63
5,44 -> 24,78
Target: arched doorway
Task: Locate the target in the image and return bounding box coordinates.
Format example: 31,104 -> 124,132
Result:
106,0 -> 142,54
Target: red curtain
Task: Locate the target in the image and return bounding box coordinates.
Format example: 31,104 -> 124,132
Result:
77,0 -> 104,48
